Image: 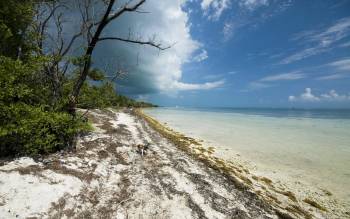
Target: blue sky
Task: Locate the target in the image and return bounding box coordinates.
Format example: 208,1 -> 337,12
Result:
99,0 -> 350,108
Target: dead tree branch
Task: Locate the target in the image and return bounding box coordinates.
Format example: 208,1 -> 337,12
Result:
69,0 -> 171,114
98,37 -> 171,50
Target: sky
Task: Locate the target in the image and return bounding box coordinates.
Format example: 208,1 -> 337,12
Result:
93,0 -> 350,108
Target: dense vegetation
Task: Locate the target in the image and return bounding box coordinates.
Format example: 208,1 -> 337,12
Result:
0,0 -> 156,157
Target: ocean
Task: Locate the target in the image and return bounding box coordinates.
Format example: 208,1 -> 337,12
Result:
144,107 -> 350,206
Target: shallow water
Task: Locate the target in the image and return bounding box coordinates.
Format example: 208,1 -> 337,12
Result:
144,107 -> 350,204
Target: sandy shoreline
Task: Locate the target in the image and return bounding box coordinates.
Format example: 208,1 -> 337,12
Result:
142,108 -> 350,219
0,108 -> 346,218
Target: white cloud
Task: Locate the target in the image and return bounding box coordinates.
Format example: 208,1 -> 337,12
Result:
280,17 -> 350,64
192,49 -> 209,62
315,58 -> 350,80
247,81 -> 273,90
227,71 -> 238,75
260,72 -> 305,82
199,0 -> 291,42
200,0 -> 230,20
288,95 -> 296,101
320,90 -> 350,101
203,73 -> 224,80
328,58 -> 350,71
172,80 -> 225,90
289,88 -> 350,102
300,88 -> 320,102
246,71 -> 305,91
296,17 -> 350,45
94,0 -> 222,94
223,21 -> 235,41
219,0 -> 291,41
239,0 -> 270,11
316,74 -> 348,80
203,70 -> 237,80
280,47 -> 328,65
339,41 -> 350,48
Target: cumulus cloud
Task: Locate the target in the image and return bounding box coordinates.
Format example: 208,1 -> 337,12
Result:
320,90 -> 350,101
280,17 -> 350,64
289,88 -> 350,102
289,88 -> 319,102
91,0 -> 223,94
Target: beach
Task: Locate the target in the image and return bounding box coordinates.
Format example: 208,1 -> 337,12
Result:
1,0 -> 349,218
0,108 -> 348,218
144,107 -> 350,219
0,108 -> 280,219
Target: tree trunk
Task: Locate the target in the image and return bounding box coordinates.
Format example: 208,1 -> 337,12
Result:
68,0 -> 116,115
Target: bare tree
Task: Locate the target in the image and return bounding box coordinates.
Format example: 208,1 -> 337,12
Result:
34,0 -> 170,113
33,1 -> 83,106
68,0 -> 170,114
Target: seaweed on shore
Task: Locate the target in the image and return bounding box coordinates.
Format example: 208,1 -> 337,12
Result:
134,109 -> 252,191
275,190 -> 297,202
285,205 -> 313,219
134,109 -> 313,218
134,109 -> 338,219
303,198 -> 328,212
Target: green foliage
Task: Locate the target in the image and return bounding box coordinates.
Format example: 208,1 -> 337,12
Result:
76,81 -> 157,109
0,0 -> 35,59
0,56 -> 91,157
77,82 -> 114,108
88,68 -> 105,81
0,1 -> 156,157
0,55 -> 153,157
0,104 -> 91,156
70,55 -> 90,68
0,56 -> 49,105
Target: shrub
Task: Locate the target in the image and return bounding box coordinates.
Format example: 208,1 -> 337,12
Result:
0,56 -> 91,157
0,104 -> 91,156
76,81 -> 157,109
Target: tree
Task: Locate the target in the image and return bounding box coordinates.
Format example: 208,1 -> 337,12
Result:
33,1 -> 83,107
0,0 -> 35,59
68,0 -> 170,114
0,0 -> 92,157
32,0 -> 170,113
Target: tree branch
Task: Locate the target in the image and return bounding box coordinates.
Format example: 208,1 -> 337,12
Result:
98,37 -> 171,50
105,0 -> 145,24
39,3 -> 62,49
61,31 -> 83,56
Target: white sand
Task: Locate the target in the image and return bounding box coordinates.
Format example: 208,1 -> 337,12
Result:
0,159 -> 82,218
0,109 -> 281,219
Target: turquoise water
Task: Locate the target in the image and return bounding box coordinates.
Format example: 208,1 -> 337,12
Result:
144,107 -> 350,203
